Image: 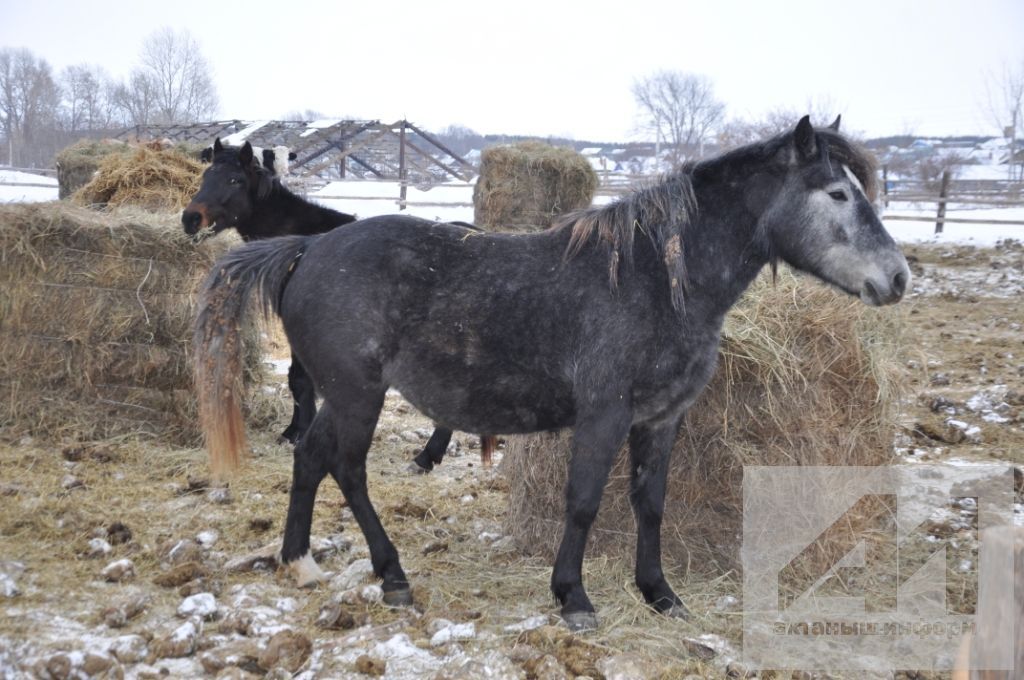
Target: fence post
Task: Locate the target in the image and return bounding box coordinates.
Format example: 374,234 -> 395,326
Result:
935,170 -> 951,234
882,165 -> 889,208
398,121 -> 407,211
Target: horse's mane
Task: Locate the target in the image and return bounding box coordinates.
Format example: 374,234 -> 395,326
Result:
556,126 -> 879,312
560,172 -> 696,311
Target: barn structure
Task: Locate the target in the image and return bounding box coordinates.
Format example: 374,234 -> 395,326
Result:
116,119 -> 476,185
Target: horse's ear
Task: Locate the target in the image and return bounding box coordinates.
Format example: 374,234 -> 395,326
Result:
828,114 -> 842,131
793,115 -> 816,159
239,141 -> 254,166
213,138 -> 224,154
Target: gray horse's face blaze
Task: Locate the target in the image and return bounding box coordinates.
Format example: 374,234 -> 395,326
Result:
765,118 -> 910,306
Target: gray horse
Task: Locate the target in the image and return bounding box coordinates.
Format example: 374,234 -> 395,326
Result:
193,116 -> 909,631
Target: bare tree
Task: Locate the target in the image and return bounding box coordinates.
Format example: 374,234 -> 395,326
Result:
983,58 -> 1024,181
111,70 -> 159,127
632,71 -> 724,166
717,99 -> 843,150
59,64 -> 116,133
0,47 -> 61,166
137,27 -> 218,124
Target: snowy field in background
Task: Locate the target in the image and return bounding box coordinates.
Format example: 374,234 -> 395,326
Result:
2,172 -> 1022,246
0,169 -> 57,203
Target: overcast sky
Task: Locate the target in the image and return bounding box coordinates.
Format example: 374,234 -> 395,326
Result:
2,0 -> 1022,141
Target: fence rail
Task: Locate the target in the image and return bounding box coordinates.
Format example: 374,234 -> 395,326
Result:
883,169 -> 1024,233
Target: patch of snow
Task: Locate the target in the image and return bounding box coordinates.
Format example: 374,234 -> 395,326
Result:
502,614 -> 548,633
330,558 -> 374,591
196,530 -> 219,548
274,596 -> 298,613
220,120 -> 270,145
266,357 -> 291,376
430,622 -> 476,647
0,573 -> 19,598
178,592 -> 217,619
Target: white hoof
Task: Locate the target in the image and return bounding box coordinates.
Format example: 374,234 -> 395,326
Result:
287,552 -> 329,588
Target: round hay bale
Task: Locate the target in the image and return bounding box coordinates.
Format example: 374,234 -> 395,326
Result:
503,271 -> 902,573
71,145 -> 204,212
54,139 -> 133,200
473,142 -> 598,232
0,202 -> 283,445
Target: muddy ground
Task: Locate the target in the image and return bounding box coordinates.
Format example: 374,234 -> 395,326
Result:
1,240 -> 1021,679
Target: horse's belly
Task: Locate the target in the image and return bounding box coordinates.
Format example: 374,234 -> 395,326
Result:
388,363 -> 574,435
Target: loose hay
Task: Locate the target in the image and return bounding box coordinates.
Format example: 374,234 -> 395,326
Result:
54,139 -> 134,200
473,142 -> 598,232
504,270 -> 903,575
0,202 -> 281,445
71,145 -> 204,212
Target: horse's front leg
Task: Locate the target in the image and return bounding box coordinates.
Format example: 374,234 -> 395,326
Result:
628,418 -> 689,618
551,406 -> 632,631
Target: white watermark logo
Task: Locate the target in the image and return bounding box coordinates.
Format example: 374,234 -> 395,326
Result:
742,465 -> 1015,672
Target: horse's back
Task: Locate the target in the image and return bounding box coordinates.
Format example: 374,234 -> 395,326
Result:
280,215 -> 582,432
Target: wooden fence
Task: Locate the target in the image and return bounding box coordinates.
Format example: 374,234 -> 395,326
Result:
881,170 -> 1024,234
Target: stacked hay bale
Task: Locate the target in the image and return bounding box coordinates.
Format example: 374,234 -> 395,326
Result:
0,203 -> 280,445
473,142 -> 598,232
71,145 -> 204,211
54,139 -> 133,200
504,271 -> 902,572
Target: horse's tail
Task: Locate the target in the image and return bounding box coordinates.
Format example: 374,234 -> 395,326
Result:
193,234 -> 313,476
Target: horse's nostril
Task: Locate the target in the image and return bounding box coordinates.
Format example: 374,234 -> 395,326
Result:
182,211 -> 201,233
892,271 -> 907,296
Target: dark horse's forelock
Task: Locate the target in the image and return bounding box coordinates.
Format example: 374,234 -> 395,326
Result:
559,171 -> 697,311
214,146 -> 277,200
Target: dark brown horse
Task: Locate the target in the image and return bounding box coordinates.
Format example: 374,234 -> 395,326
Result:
193,117 -> 908,630
182,139 -> 493,469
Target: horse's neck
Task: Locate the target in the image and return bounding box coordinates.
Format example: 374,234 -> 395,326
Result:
252,186 -> 347,237
681,168 -> 774,317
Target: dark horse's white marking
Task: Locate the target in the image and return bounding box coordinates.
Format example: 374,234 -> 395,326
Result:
193,117 -> 909,631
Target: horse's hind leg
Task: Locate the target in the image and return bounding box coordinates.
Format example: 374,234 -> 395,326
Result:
325,389 -> 412,605
628,420 -> 689,618
551,406 -> 632,631
280,405 -> 334,587
280,354 -> 316,445
411,426 -> 453,473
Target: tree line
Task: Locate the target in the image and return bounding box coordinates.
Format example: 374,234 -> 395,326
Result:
0,28 -> 217,168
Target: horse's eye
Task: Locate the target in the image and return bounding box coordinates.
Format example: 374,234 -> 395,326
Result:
229,178 -> 240,185
828,191 -> 848,202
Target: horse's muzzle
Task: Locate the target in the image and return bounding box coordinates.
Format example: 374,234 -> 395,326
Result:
182,205 -> 207,235
861,263 -> 910,306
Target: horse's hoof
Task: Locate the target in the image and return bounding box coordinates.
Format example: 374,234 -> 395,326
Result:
562,611 -> 599,633
407,461 -> 431,475
382,587 -> 414,607
664,603 -> 691,620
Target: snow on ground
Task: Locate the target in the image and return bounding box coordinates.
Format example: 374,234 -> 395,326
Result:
0,169 -> 58,203
883,203 -> 1024,246
310,180 -> 475,224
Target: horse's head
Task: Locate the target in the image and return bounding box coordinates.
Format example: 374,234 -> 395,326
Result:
183,139 -> 275,236
759,116 -> 910,306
